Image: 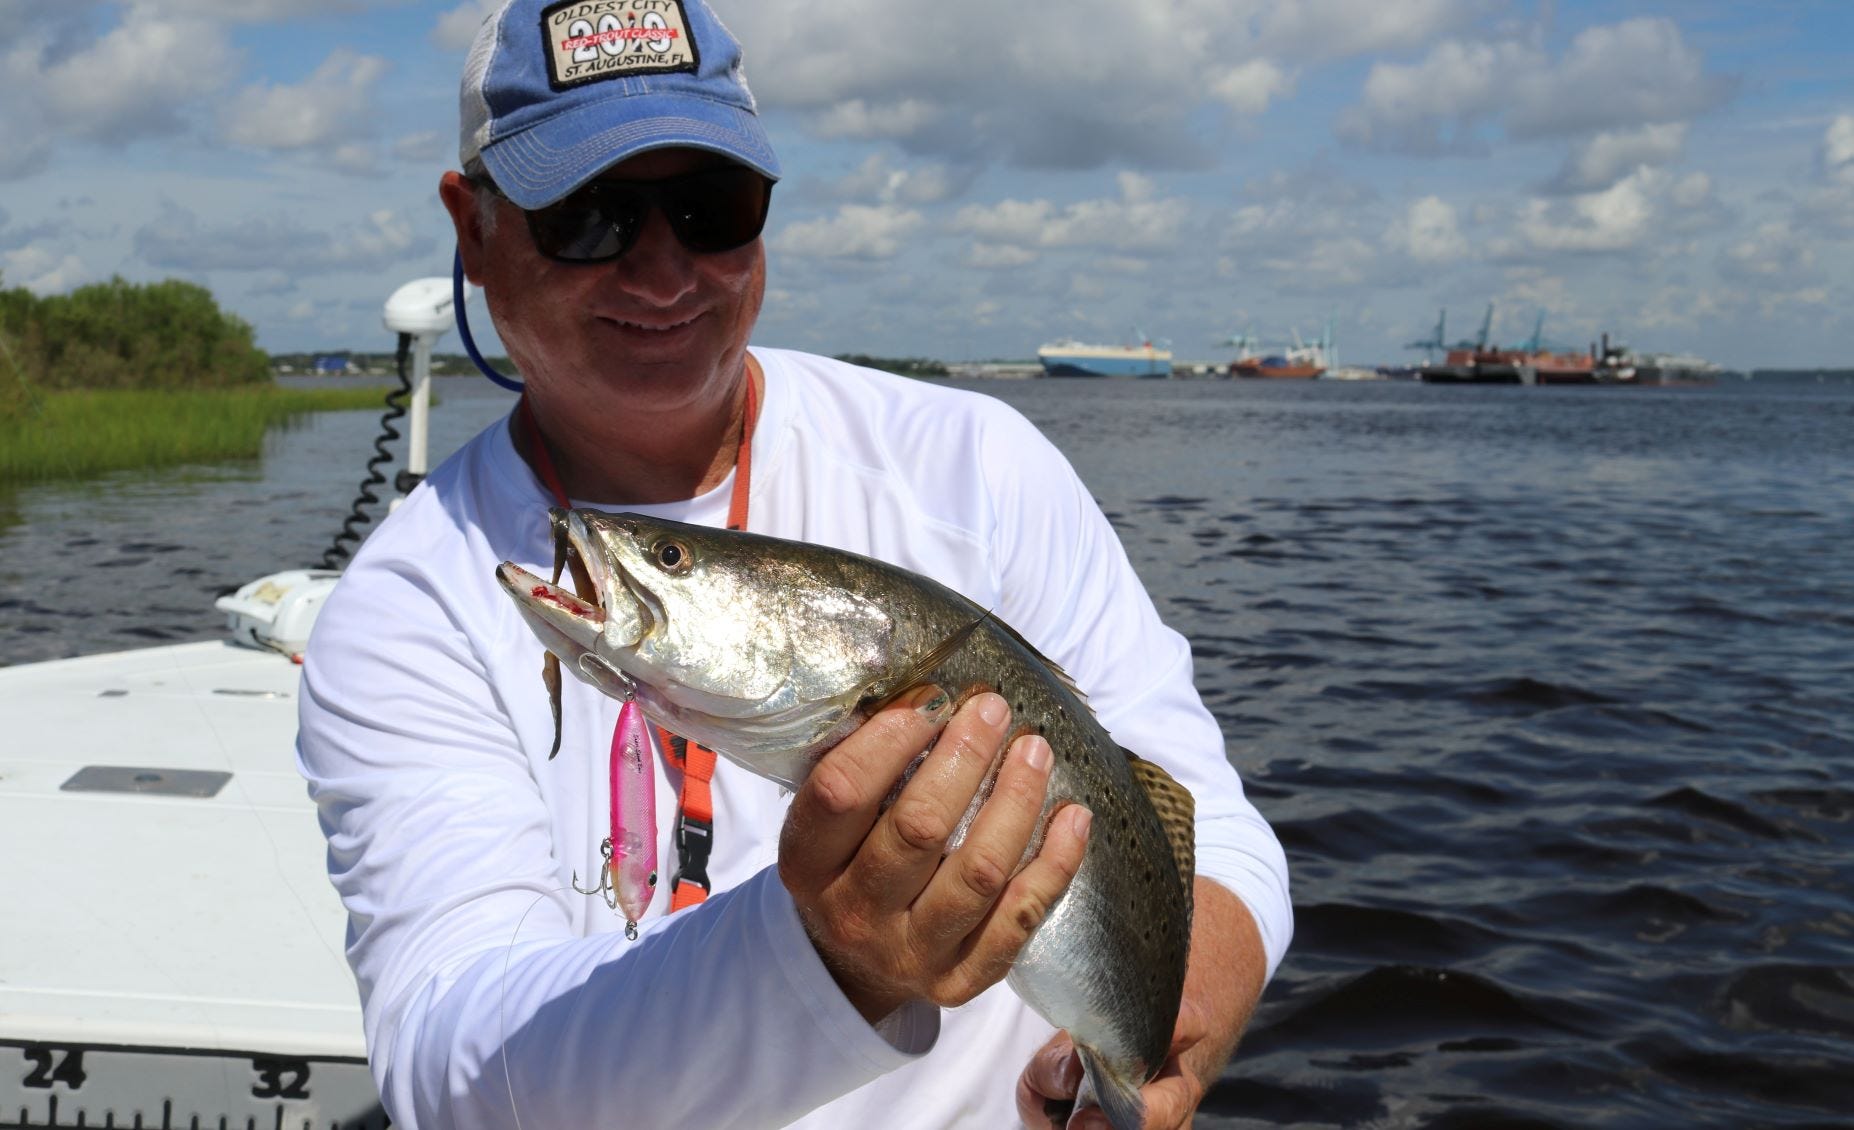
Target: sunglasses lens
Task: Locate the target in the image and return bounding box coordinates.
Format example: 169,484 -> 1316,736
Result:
664,168 -> 773,253
526,190 -> 644,262
521,167 -> 772,263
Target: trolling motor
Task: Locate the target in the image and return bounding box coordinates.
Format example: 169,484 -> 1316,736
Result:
218,277 -> 474,659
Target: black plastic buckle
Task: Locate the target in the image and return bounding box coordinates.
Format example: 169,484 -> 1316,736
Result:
674,814 -> 713,892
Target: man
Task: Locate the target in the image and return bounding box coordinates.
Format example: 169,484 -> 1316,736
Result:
296,1 -> 1291,1127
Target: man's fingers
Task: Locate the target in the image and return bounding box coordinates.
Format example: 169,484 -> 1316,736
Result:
910,730 -> 1052,933
778,685 -> 950,892
1168,996 -> 1210,1054
859,692 -> 1013,908
1014,1032 -> 1080,1128
1024,1032 -> 1081,1099
945,799 -> 1091,1001
1130,1069 -> 1199,1130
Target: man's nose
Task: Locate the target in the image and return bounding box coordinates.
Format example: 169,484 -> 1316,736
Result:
611,209 -> 698,307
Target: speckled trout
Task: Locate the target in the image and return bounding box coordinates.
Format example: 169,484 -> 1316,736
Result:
497,509 -> 1195,1130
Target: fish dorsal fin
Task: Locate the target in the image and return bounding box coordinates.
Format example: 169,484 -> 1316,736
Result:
1125,751 -> 1196,909
984,613 -> 1090,708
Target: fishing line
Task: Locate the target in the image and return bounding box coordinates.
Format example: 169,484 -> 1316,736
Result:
499,884 -> 567,1130
499,877 -> 633,1130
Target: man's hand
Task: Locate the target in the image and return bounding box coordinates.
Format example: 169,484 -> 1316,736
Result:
778,686 -> 1092,1023
1015,879 -> 1266,1128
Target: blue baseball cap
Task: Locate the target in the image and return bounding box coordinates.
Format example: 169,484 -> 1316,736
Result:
459,0 -> 781,210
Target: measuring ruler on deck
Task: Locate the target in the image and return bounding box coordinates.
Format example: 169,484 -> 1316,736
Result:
2,1040 -> 386,1130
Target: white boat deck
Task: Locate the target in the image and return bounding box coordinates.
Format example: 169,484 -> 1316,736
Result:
0,641 -> 381,1126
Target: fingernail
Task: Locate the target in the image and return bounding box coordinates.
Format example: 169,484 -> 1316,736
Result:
1067,805 -> 1092,840
976,692 -> 1008,727
912,685 -> 950,719
1021,735 -> 1051,772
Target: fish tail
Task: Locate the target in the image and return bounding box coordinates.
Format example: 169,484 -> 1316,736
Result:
1067,1044 -> 1146,1130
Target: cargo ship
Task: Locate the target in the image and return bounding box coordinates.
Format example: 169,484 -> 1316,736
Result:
1594,334 -> 1722,384
1036,337 -> 1172,377
1231,353 -> 1324,379
1226,321 -> 1330,379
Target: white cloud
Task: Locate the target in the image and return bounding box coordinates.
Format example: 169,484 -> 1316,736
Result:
1249,0 -> 1478,59
133,204 -> 428,273
950,173 -> 1189,253
828,154 -> 963,206
1669,171 -> 1713,211
1340,19 -> 1730,155
434,0 -> 502,50
157,0 -> 415,21
2,246 -> 90,294
964,244 -> 1039,269
723,0 -> 1454,170
1823,115 -> 1854,186
1259,236 -> 1375,287
1387,196 -> 1469,262
392,131 -> 448,164
811,99 -> 941,143
1338,38 -> 1531,153
1719,221 -> 1819,284
1515,168 -> 1667,253
36,6 -> 236,143
770,204 -> 925,260
222,49 -> 390,156
0,99 -> 53,181
1505,19 -> 1732,140
1551,123 -> 1688,193
1212,60 -> 1294,117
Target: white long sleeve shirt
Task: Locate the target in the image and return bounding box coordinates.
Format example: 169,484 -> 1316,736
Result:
296,348 -> 1291,1129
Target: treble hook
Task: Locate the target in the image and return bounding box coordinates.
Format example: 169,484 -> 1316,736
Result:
570,836 -> 642,940
571,836 -> 620,910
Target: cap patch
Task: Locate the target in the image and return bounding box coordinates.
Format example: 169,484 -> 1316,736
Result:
541,0 -> 700,90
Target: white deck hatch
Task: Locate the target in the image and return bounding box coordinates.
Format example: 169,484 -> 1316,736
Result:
0,642 -> 383,1127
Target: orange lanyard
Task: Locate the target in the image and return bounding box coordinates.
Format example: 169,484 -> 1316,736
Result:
518,373 -> 758,909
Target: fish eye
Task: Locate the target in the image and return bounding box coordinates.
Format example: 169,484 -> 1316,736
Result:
653,540 -> 691,573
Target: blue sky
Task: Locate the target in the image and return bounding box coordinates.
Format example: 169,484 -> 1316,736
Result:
1,1 -> 1851,369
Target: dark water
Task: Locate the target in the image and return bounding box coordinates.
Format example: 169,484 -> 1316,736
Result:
5,375 -> 1853,1127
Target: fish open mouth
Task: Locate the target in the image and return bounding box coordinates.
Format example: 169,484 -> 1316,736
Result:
495,509 -> 654,664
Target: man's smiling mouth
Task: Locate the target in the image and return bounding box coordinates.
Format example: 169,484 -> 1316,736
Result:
607,314 -> 701,333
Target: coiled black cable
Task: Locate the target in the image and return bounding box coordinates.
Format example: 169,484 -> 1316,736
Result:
318,332 -> 413,569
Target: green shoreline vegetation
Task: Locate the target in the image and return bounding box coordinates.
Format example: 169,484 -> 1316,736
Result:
1,275 -> 386,487
0,387 -> 390,486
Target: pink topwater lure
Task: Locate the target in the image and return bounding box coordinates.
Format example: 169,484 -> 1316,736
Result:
575,693 -> 658,939
609,695 -> 659,936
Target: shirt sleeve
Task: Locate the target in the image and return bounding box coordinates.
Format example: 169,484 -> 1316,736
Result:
979,407 -> 1294,980
296,539 -> 934,1129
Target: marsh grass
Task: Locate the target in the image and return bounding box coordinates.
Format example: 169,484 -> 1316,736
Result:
0,386 -> 392,486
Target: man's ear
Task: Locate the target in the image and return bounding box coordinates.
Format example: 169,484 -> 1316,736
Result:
439,171 -> 488,285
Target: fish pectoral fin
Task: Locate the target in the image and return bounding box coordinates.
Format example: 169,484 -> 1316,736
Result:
1125,751 -> 1197,905
1070,1043 -> 1147,1130
867,611 -> 993,708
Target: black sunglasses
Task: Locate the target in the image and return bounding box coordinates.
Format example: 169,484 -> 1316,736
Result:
491,166 -> 774,264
